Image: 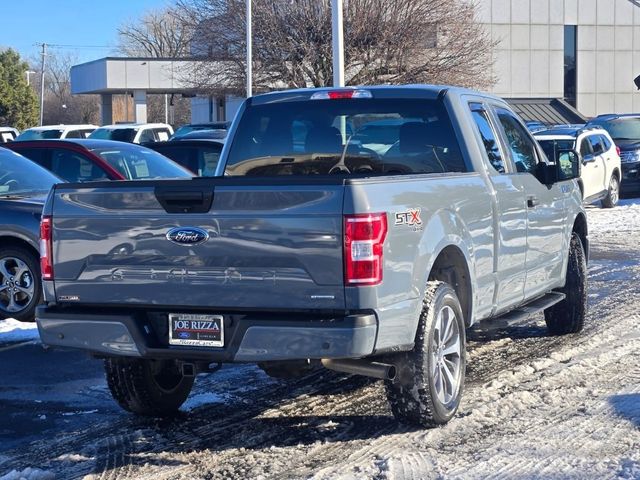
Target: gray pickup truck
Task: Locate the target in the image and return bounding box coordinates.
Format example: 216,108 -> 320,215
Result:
37,86 -> 588,427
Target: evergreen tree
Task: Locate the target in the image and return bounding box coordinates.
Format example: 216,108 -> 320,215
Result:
0,49 -> 39,130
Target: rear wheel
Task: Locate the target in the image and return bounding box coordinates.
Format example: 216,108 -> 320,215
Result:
105,358 -> 195,416
544,233 -> 587,334
385,281 -> 466,427
601,175 -> 619,208
0,246 -> 41,322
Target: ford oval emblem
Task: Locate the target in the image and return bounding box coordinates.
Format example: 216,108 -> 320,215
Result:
178,332 -> 191,339
166,227 -> 209,246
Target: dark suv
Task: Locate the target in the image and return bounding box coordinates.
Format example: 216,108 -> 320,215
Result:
586,114 -> 640,196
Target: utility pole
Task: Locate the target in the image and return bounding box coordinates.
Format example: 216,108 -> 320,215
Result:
246,0 -> 252,98
331,0 -> 345,87
37,43 -> 47,126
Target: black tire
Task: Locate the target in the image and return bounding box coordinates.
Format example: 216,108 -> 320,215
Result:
0,246 -> 42,322
544,233 -> 587,334
601,175 -> 620,208
385,281 -> 466,427
104,358 -> 195,416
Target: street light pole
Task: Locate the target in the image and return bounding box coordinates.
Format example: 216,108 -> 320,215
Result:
331,0 -> 345,87
38,43 -> 47,126
246,0 -> 252,98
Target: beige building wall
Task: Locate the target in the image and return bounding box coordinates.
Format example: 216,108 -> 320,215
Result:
477,0 -> 640,117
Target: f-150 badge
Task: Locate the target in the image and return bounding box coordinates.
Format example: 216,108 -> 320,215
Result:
395,208 -> 423,231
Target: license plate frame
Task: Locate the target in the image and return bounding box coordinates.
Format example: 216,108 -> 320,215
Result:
168,313 -> 224,348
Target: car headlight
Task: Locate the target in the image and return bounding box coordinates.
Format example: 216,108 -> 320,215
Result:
620,150 -> 640,163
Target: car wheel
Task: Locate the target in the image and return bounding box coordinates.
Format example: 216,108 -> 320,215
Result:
105,358 -> 195,416
385,281 -> 466,427
0,246 -> 42,322
544,233 -> 587,334
601,175 -> 619,208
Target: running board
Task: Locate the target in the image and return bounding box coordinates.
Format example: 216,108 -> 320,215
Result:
478,292 -> 566,330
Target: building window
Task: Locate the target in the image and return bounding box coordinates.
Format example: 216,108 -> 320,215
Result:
564,25 -> 577,107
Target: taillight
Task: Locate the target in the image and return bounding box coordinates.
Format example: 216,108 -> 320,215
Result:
344,213 -> 388,286
40,216 -> 53,280
616,145 -> 621,157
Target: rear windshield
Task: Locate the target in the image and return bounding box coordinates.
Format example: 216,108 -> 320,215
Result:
16,129 -> 63,140
152,144 -> 223,176
224,98 -> 466,176
537,139 -> 575,162
89,128 -> 137,143
90,145 -> 192,180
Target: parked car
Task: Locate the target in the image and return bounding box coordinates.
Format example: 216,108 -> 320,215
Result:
525,121 -> 549,133
535,126 -> 621,207
171,121 -> 230,139
586,114 -> 640,197
0,148 -> 62,321
37,86 -> 587,428
0,127 -> 19,143
172,129 -> 227,141
144,138 -> 224,176
15,125 -> 96,141
5,140 -> 192,182
89,123 -> 174,144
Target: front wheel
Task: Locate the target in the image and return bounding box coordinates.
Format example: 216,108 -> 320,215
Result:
544,233 -> 587,334
601,175 -> 619,208
105,358 -> 195,416
385,281 -> 466,427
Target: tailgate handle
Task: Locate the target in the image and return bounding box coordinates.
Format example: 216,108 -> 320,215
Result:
155,188 -> 213,213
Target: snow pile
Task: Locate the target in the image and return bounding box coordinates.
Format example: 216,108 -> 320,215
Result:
182,392 -> 233,411
586,199 -> 640,238
0,468 -> 54,480
0,319 -> 39,344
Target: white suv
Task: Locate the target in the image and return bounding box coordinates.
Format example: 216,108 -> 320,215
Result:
15,124 -> 97,141
89,123 -> 174,144
535,126 -> 622,208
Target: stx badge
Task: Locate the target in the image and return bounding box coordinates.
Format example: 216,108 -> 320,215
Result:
395,208 -> 423,231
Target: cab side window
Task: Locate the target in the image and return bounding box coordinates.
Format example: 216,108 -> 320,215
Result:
469,103 -> 506,173
138,129 -> 156,143
495,108 -> 539,173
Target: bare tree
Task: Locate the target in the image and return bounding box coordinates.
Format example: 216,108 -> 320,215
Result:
118,7 -> 193,57
176,0 -> 496,94
30,52 -> 100,125
118,7 -> 194,125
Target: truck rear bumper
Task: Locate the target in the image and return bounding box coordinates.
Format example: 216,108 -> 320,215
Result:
36,306 -> 378,362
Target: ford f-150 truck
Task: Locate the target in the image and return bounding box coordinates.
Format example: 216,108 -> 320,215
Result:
36,86 -> 588,427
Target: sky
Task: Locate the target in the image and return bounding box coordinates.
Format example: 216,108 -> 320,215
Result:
0,0 -> 169,65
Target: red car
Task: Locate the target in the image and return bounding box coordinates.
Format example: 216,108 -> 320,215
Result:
4,139 -> 192,182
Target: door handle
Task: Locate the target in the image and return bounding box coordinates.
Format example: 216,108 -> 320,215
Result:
527,196 -> 539,208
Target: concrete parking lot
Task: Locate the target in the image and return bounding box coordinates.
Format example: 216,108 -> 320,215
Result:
0,201 -> 639,480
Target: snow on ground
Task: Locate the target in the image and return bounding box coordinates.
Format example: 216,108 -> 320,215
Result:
0,319 -> 39,345
0,200 -> 639,479
585,198 -> 640,239
0,468 -> 54,480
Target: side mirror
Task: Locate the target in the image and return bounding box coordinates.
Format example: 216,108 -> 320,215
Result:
539,149 -> 581,184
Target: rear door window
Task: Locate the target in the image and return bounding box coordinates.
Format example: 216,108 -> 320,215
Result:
138,129 -> 156,143
65,130 -> 82,139
224,98 -> 466,176
154,129 -> 171,142
588,135 -> 605,155
11,148 -> 51,169
50,149 -> 110,182
468,103 -> 506,173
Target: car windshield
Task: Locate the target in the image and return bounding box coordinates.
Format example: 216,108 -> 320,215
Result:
537,139 -> 575,162
16,129 -> 64,140
89,144 -> 192,180
89,128 -> 137,143
225,98 -> 466,176
0,148 -> 61,195
589,118 -> 640,142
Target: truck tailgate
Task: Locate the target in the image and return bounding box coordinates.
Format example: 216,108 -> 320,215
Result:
49,180 -> 346,310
